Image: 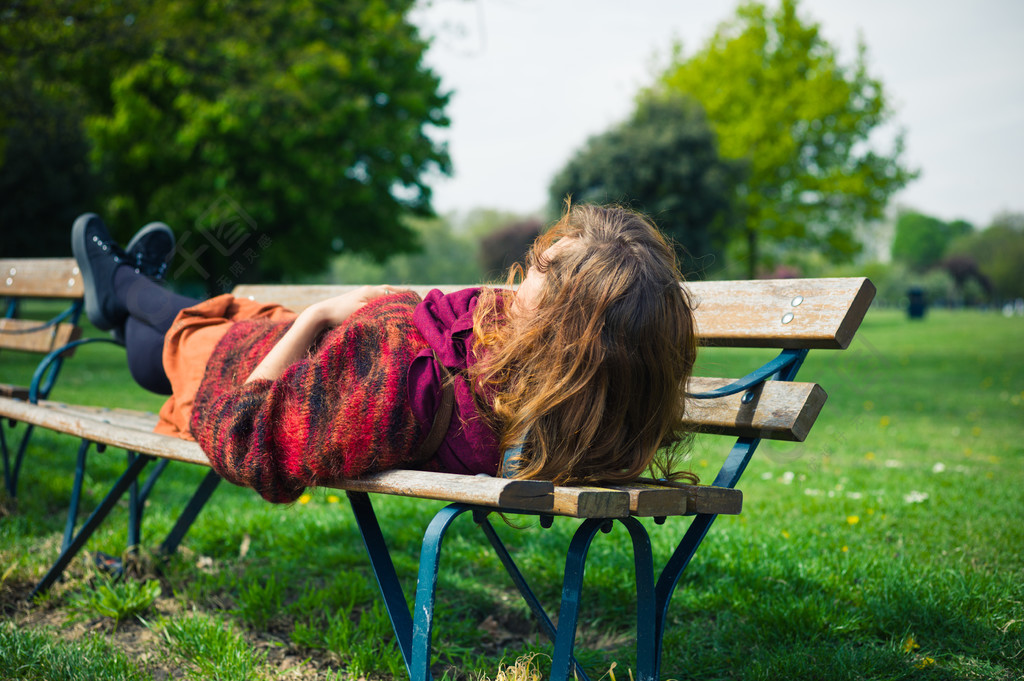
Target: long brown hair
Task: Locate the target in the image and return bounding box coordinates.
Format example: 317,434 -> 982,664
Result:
471,203 -> 698,485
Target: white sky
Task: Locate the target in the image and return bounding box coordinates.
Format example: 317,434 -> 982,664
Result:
410,0 -> 1024,228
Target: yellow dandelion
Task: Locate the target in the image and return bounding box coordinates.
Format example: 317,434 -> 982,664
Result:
879,416 -> 891,427
781,531 -> 791,539
915,657 -> 935,669
327,495 -> 340,503
902,635 -> 920,653
971,426 -> 982,437
987,455 -> 999,464
865,451 -> 876,461
847,515 -> 860,525
981,377 -> 994,389
298,494 -> 312,505
699,459 -> 708,468
867,508 -> 875,516
863,400 -> 874,411
964,448 -> 973,457
841,545 -> 849,553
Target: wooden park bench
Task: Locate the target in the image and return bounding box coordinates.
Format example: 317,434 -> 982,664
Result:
0,262 -> 875,681
0,258 -> 124,497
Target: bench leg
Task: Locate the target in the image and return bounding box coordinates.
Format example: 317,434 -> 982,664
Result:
1,421 -> 35,498
474,513 -> 591,681
549,518 -> 607,681
127,456 -> 171,551
411,503 -> 477,681
158,469 -> 221,556
30,450 -> 153,599
347,491 -> 418,679
62,440 -> 92,551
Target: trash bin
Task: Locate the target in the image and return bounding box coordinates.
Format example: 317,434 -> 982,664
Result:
907,286 -> 927,319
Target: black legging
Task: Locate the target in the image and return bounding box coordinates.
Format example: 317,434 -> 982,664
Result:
114,265 -> 199,395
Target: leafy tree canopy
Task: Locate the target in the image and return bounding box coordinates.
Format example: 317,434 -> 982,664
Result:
655,0 -> 916,277
946,212 -> 1024,300
549,94 -> 743,276
1,0 -> 450,290
891,210 -> 972,271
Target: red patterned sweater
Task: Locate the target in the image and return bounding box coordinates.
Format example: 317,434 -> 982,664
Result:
190,292 -> 431,503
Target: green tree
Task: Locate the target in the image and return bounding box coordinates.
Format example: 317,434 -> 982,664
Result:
549,95 -> 743,275
656,0 -> 916,277
1,1 -> 449,291
946,212 -> 1024,300
891,210 -> 973,271
328,215 -> 483,285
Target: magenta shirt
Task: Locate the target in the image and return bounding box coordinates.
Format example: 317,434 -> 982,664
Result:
408,288 -> 500,475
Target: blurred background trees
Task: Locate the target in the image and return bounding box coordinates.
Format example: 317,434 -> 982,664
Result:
1,0 -> 1018,306
549,95 -> 744,276
1,0 -> 450,292
652,0 -> 916,278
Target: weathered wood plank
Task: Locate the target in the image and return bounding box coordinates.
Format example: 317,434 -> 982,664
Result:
684,377 -> 827,442
684,277 -> 876,349
0,398 -> 556,511
551,486 -> 631,518
234,278 -> 876,350
607,481 -> 742,517
231,284 -> 475,313
340,471 -> 553,511
0,259 -> 84,298
0,319 -> 81,354
0,384 -> 30,400
0,397 -> 210,465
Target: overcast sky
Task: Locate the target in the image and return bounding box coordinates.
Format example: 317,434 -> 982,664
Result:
410,0 -> 1024,228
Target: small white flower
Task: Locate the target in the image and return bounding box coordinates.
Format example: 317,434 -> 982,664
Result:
847,492 -> 864,500
885,460 -> 903,468
804,488 -> 823,496
903,490 -> 929,504
780,471 -> 795,485
761,472 -> 773,480
932,462 -> 946,474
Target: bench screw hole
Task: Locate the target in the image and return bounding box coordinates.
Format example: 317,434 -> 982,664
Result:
791,296 -> 803,307
742,390 -> 757,404
781,312 -> 794,324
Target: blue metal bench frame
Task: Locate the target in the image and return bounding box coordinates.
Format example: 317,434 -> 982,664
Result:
18,343 -> 806,680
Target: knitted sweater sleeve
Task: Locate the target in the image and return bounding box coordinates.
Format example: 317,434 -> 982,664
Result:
190,292 -> 428,503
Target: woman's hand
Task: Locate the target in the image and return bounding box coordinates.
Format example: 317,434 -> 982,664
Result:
245,285 -> 406,383
303,285 -> 407,329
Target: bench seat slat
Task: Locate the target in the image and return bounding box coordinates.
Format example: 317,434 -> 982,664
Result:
0,397 -> 738,518
685,377 -> 827,442
0,397 -> 554,512
0,318 -> 82,354
0,258 -> 84,298
609,481 -> 743,517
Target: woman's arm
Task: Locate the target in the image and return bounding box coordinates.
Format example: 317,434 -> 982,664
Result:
245,285 -> 403,383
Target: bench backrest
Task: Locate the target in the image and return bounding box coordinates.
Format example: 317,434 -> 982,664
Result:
232,278 -> 875,445
1,259 -> 86,399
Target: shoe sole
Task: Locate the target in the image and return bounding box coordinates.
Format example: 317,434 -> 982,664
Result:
71,213 -> 118,331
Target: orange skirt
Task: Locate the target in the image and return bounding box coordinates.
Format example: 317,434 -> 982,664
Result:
155,294 -> 297,439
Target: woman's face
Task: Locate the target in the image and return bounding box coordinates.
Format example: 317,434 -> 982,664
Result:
513,239 -> 573,316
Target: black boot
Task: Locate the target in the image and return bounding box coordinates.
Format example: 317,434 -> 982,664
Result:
71,213 -> 129,331
124,222 -> 175,280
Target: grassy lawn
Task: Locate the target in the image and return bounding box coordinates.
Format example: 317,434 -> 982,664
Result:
1,306 -> 1022,680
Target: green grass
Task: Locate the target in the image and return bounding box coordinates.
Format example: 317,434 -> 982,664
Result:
1,307 -> 1022,680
